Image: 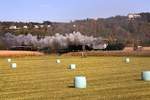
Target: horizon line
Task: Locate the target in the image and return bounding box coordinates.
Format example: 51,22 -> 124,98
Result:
0,12 -> 149,23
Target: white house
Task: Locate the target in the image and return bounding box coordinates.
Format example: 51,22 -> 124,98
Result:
23,26 -> 28,29
128,13 -> 141,20
73,24 -> 76,28
47,25 -> 51,28
9,26 -> 18,29
34,25 -> 39,29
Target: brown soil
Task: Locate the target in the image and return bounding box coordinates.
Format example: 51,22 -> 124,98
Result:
0,50 -> 44,57
63,48 -> 150,57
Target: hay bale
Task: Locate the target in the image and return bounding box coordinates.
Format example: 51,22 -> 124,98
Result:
69,64 -> 76,70
11,63 -> 17,69
125,58 -> 130,63
56,59 -> 60,63
142,71 -> 150,81
74,76 -> 86,88
7,58 -> 11,62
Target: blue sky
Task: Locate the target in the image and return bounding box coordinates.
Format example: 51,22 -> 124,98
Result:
0,0 -> 150,22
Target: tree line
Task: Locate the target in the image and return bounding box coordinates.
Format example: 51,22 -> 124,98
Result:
0,12 -> 150,46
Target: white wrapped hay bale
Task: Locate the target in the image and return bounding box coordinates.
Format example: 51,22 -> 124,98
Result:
11,63 -> 17,69
125,58 -> 130,63
142,71 -> 150,81
69,64 -> 76,70
56,59 -> 60,63
7,58 -> 11,63
74,76 -> 87,88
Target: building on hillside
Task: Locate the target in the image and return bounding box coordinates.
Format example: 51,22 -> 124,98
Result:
23,26 -> 28,29
128,13 -> 141,20
47,25 -> 51,28
34,25 -> 39,29
9,25 -> 20,30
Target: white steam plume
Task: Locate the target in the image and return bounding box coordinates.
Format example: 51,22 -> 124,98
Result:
3,32 -> 103,50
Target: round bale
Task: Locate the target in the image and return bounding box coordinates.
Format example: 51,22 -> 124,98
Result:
74,76 -> 86,89
7,58 -> 11,63
11,63 -> 17,69
125,58 -> 130,63
56,59 -> 60,63
69,64 -> 76,70
142,71 -> 150,81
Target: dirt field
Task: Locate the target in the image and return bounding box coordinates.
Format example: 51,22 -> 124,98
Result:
64,51 -> 150,57
123,47 -> 150,52
64,47 -> 150,57
0,56 -> 150,100
0,50 -> 44,57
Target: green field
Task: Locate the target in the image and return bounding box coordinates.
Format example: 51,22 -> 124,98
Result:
0,56 -> 150,100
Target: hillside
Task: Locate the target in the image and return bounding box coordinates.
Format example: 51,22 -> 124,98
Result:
0,12 -> 150,45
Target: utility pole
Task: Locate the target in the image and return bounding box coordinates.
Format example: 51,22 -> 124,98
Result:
82,40 -> 86,57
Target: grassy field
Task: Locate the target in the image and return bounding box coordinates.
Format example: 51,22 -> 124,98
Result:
0,56 -> 150,100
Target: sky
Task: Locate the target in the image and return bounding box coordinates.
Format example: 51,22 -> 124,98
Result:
0,0 -> 150,22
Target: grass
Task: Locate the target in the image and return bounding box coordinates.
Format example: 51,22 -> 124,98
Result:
0,55 -> 150,100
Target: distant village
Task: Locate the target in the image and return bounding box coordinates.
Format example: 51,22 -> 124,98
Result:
8,24 -> 51,30
128,13 -> 141,20
5,13 -> 139,29
7,13 -> 141,30
0,21 -> 57,36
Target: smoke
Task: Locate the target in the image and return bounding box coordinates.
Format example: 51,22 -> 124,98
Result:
3,32 -> 103,50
